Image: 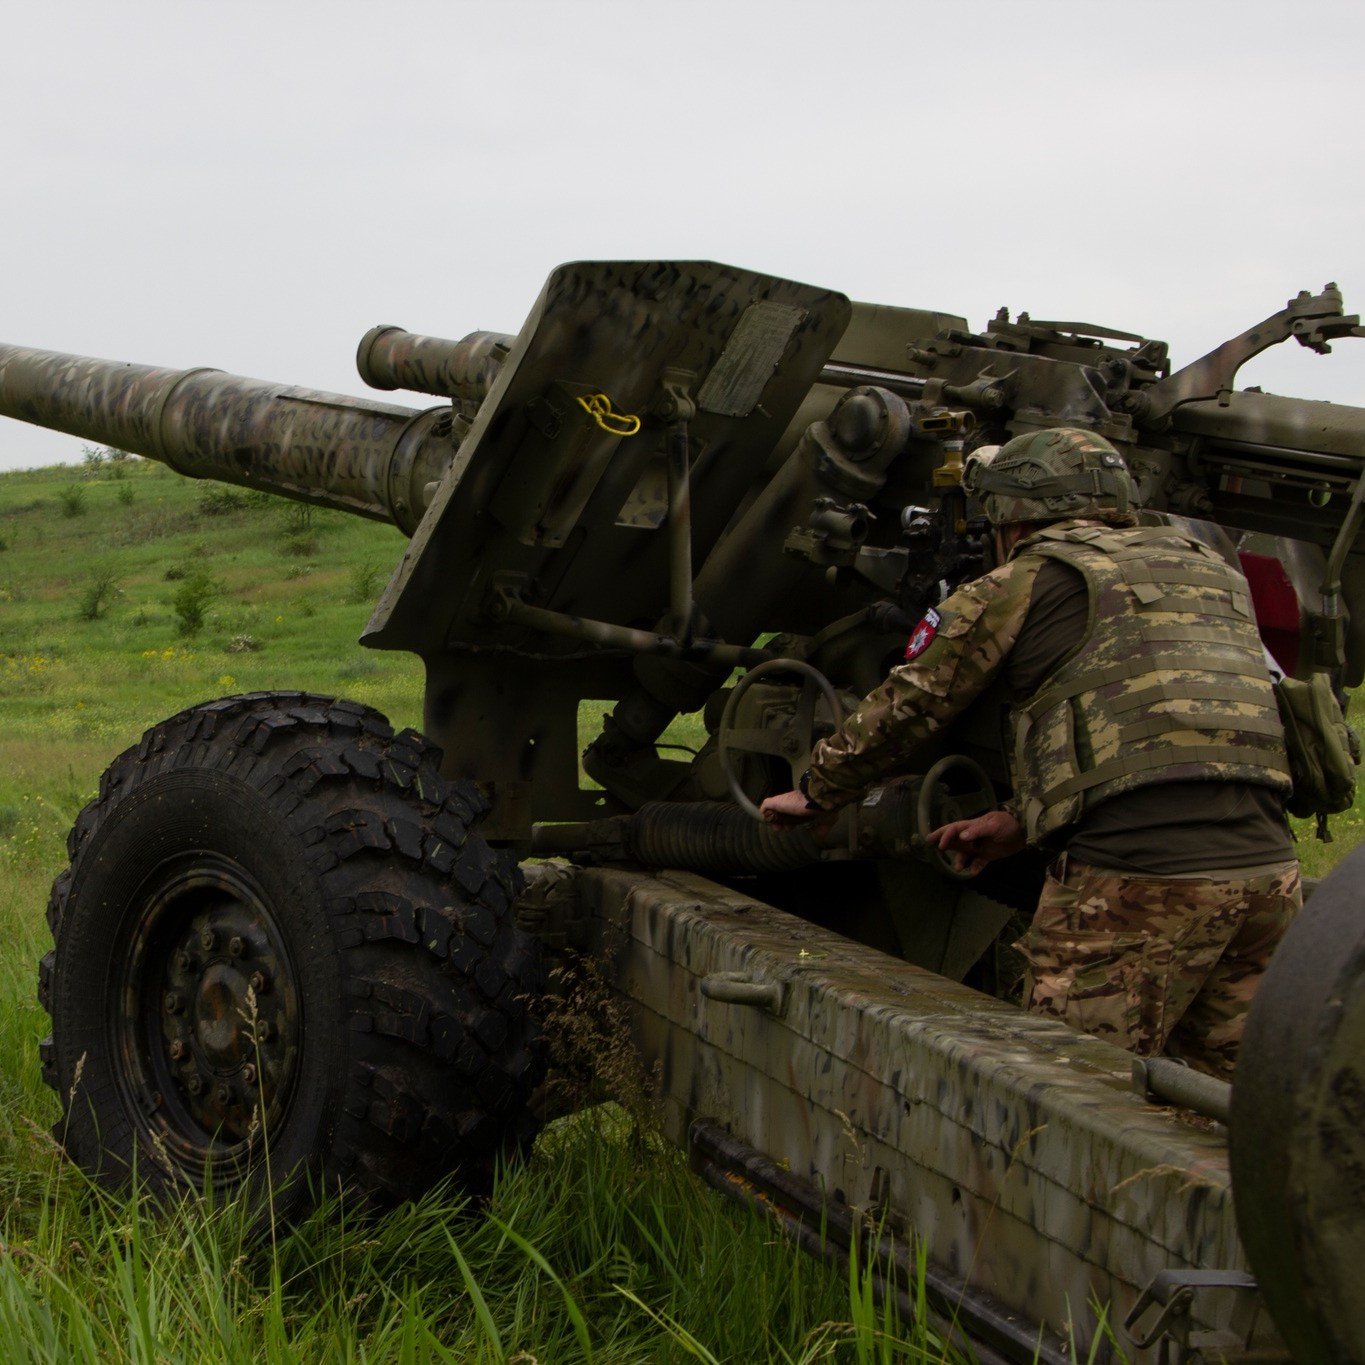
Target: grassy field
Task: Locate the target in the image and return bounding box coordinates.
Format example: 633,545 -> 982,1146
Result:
0,455 -> 977,1363
2,454 -> 1358,1362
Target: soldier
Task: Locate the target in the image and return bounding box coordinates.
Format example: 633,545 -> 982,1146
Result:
760,427 -> 1300,1079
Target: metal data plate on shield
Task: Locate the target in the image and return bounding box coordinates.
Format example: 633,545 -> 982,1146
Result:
364,261 -> 851,654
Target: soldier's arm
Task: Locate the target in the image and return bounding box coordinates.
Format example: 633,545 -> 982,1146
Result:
803,562 -> 1035,810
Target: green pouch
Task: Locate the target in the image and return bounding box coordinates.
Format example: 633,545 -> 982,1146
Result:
1275,671 -> 1360,838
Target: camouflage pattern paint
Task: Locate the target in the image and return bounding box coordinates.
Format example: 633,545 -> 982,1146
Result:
571,862 -> 1285,1361
355,326 -> 511,411
0,344 -> 455,534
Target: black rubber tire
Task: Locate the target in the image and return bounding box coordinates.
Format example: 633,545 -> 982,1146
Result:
1230,846 -> 1365,1365
38,691 -> 543,1210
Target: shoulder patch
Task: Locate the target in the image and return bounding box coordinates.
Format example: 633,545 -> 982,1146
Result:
904,607 -> 942,661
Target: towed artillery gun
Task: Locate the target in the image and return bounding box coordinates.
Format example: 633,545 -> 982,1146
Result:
3,261 -> 1365,1363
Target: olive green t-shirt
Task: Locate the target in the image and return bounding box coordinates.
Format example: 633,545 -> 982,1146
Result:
1008,560 -> 1294,874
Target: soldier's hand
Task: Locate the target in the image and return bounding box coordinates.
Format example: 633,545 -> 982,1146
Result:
927,810 -> 1025,876
760,789 -> 835,832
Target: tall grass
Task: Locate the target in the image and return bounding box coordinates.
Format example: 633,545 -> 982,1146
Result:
0,1100 -> 981,1362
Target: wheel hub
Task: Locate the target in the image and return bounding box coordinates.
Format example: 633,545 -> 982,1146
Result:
117,860 -> 300,1170
195,964 -> 252,1065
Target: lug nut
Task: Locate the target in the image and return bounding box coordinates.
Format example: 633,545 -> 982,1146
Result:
227,936 -> 245,958
242,1064 -> 257,1085
249,972 -> 269,995
256,1021 -> 272,1042
169,1040 -> 186,1061
164,992 -> 185,1015
216,1084 -> 231,1104
200,929 -> 217,952
175,951 -> 194,973
186,1074 -> 203,1095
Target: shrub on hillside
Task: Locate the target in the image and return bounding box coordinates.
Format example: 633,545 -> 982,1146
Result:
280,502 -> 319,557
170,568 -> 218,636
77,570 -> 120,622
198,487 -> 246,516
116,483 -> 135,506
81,444 -> 133,478
346,563 -> 383,604
282,504 -> 314,534
57,486 -> 86,518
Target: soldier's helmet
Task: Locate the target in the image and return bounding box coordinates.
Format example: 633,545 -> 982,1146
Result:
963,427 -> 1138,526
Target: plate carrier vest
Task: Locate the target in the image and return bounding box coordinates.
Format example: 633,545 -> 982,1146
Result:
1009,521 -> 1292,844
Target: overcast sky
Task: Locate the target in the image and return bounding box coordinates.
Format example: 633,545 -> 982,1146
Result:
2,0 -> 1362,471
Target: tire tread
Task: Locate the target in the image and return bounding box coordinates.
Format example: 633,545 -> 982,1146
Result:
41,690 -> 541,1207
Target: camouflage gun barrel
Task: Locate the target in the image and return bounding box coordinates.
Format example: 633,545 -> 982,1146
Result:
0,344 -> 457,534
355,326 -> 512,407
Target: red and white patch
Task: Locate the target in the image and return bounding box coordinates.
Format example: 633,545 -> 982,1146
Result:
904,607 -> 941,661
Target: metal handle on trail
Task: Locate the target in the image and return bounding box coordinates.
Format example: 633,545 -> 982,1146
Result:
700,972 -> 785,1014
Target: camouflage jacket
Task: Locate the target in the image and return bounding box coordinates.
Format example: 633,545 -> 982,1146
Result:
806,519 -> 1291,843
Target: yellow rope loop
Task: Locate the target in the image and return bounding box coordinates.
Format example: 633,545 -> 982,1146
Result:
576,392 -> 641,438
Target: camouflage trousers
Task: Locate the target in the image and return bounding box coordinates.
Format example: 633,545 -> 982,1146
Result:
1015,856 -> 1302,1080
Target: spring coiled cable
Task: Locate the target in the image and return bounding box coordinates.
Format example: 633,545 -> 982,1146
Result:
626,801 -> 825,874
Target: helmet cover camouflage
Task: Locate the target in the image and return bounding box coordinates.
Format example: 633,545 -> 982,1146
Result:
963,427 -> 1138,526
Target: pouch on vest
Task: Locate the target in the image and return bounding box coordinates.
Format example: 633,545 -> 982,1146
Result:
1275,671 -> 1360,839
